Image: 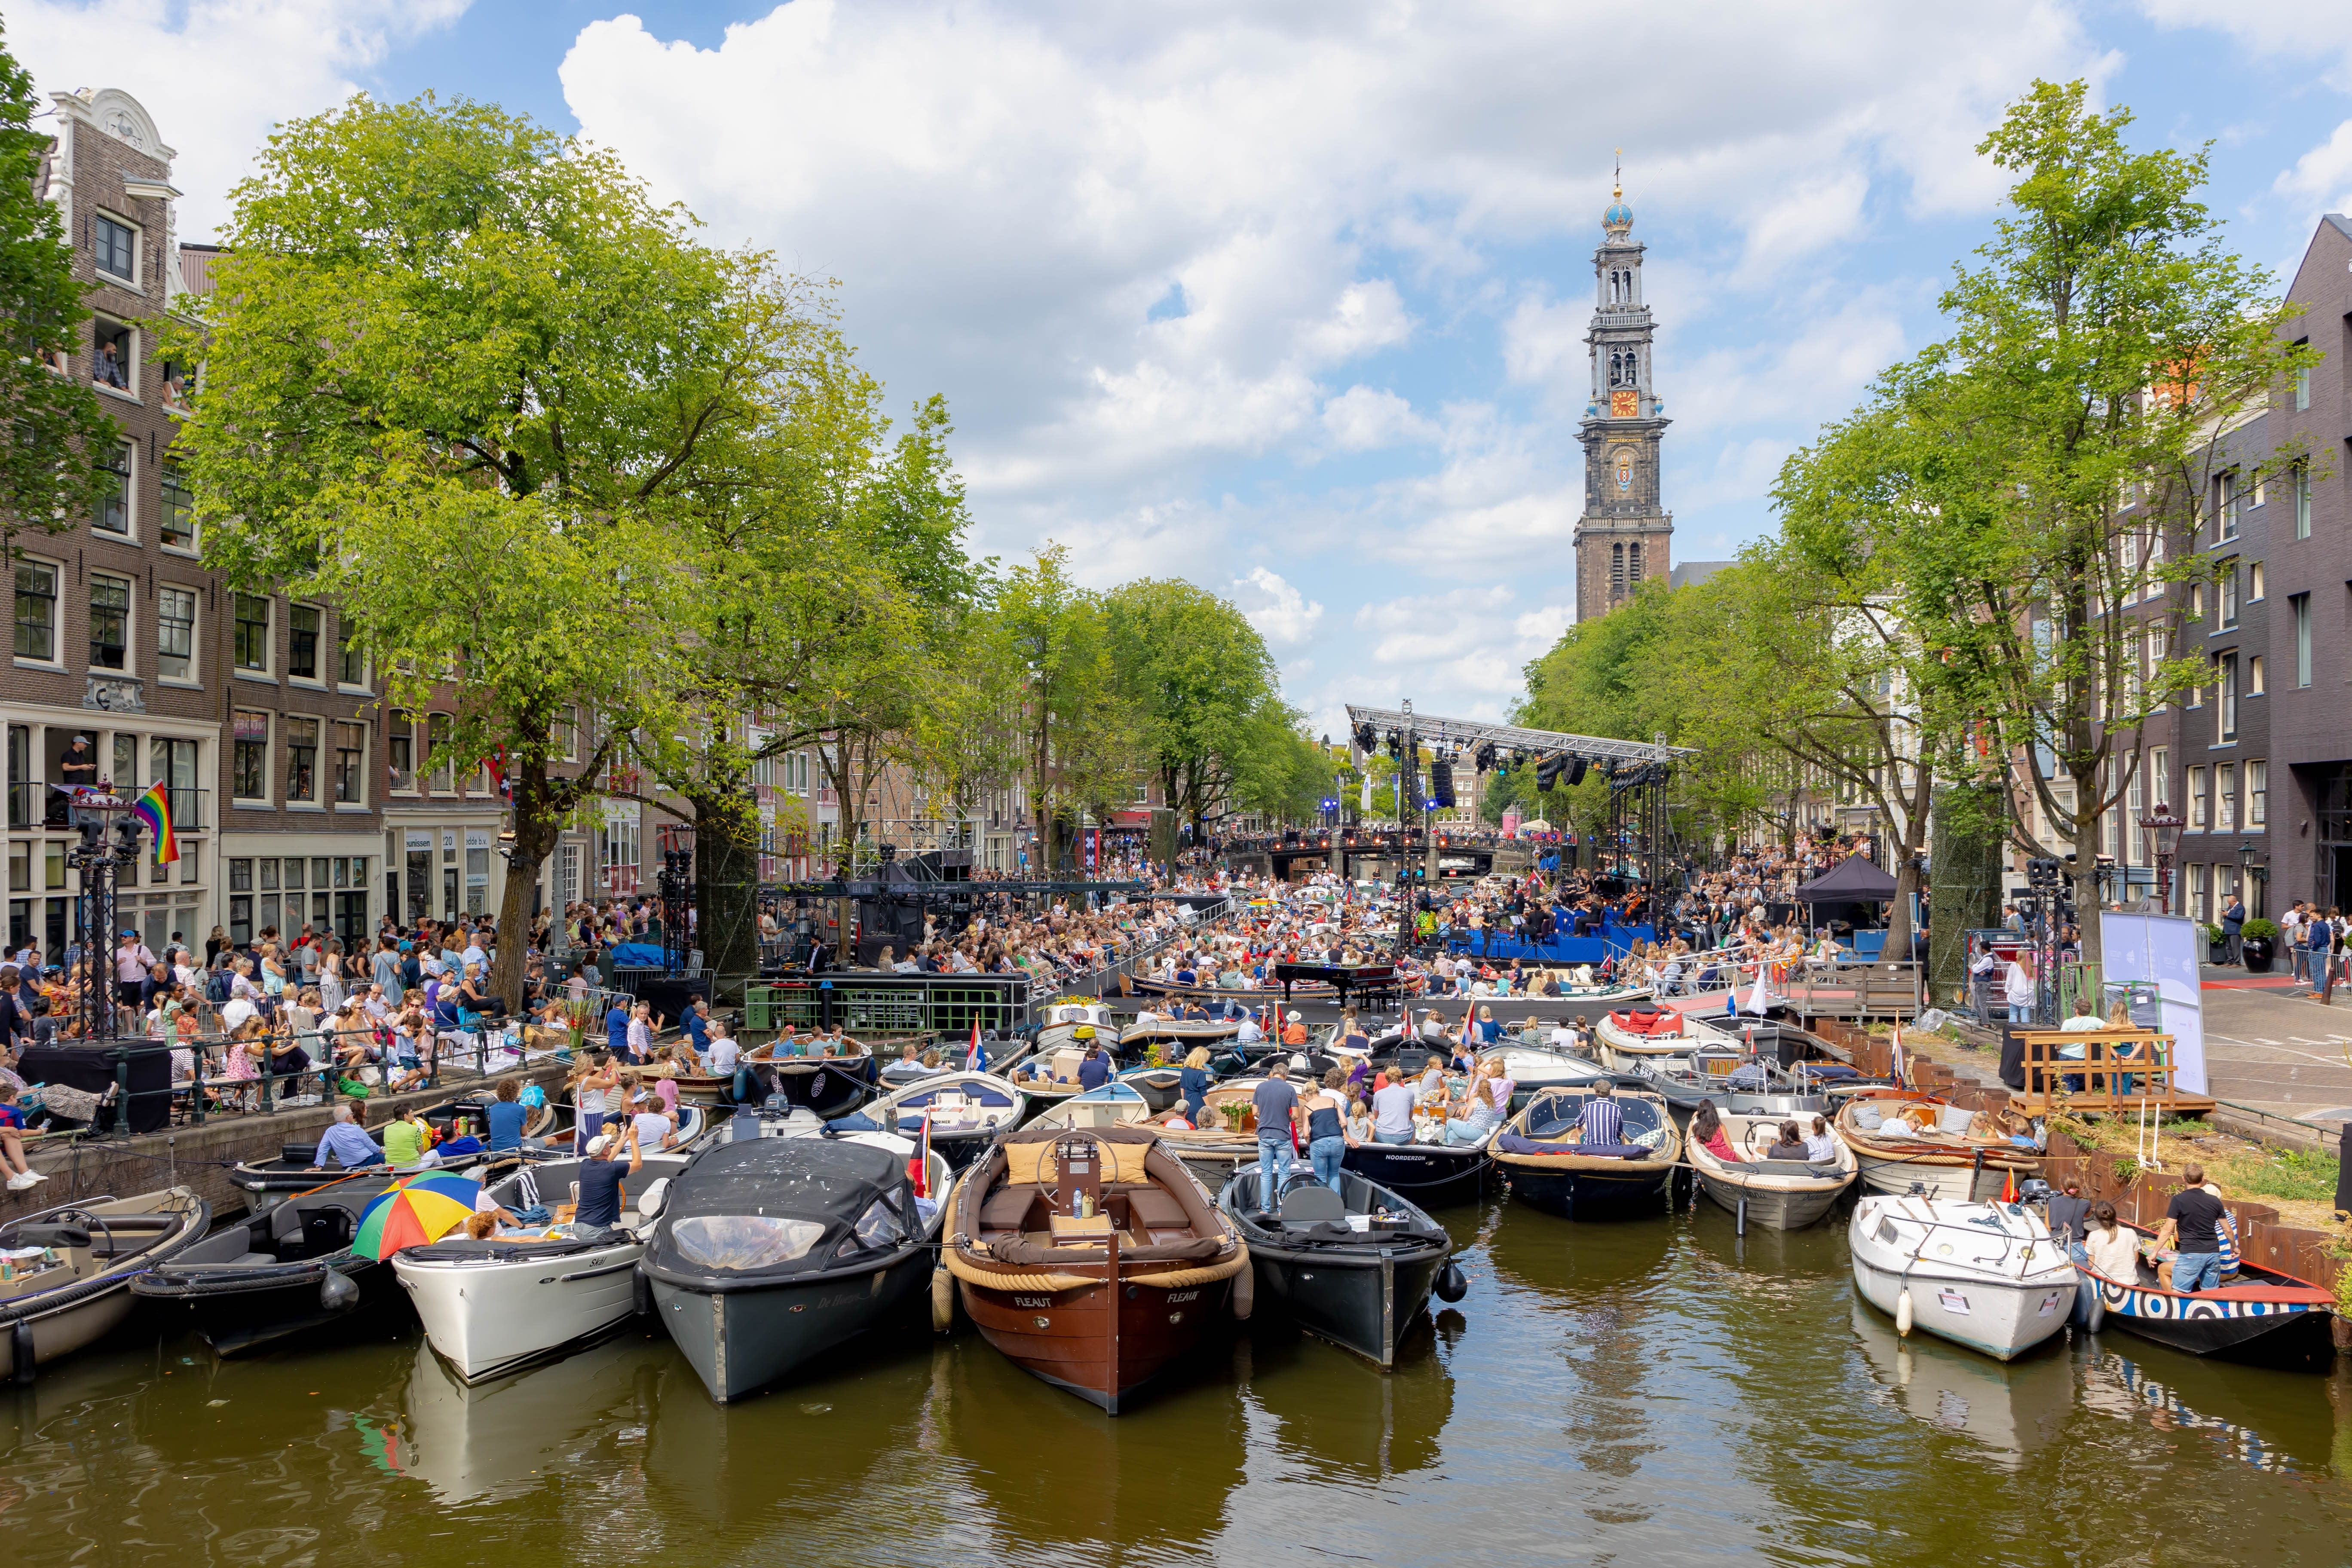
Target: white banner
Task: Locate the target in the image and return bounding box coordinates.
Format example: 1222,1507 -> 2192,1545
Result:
2099,911 -> 2209,1095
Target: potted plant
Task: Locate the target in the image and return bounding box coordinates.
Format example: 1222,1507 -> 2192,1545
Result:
2239,918 -> 2278,973
2200,922 -> 2228,963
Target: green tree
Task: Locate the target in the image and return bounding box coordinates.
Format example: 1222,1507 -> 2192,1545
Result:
0,23 -> 116,545
991,546 -> 1139,871
1102,579 -> 1291,842
1814,81 -> 2312,963
166,93 -> 787,1004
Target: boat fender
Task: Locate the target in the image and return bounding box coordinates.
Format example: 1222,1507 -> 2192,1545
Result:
2083,1288 -> 2103,1335
633,1266 -> 654,1319
1894,1287 -> 1913,1338
1435,1262 -> 1468,1304
931,1266 -> 956,1334
9,1319 -> 34,1385
319,1267 -> 361,1314
1229,1262 -> 1253,1321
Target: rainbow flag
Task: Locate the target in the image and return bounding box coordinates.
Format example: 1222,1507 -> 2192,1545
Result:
132,781 -> 178,864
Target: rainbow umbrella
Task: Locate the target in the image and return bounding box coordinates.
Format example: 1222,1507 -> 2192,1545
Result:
351,1169 -> 484,1260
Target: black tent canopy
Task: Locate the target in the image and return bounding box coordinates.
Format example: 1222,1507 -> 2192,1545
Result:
1791,856 -> 1899,903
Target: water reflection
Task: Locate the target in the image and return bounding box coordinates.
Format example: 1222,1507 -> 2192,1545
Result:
1848,1299 -> 2074,1468
1243,1319 -> 1454,1483
398,1331 -> 686,1505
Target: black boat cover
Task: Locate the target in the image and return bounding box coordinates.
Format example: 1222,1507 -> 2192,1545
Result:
645,1136 -> 913,1281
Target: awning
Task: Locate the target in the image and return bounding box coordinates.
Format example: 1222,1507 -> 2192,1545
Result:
1792,855 -> 1899,902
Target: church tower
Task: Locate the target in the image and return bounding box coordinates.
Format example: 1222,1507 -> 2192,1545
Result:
1570,164 -> 1672,622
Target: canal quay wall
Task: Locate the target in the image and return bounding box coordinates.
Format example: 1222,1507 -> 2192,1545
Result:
0,1059 -> 572,1223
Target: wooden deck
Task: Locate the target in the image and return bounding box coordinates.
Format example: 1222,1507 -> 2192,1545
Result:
2006,1027 -> 2217,1117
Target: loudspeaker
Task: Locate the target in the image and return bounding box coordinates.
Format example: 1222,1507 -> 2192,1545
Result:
1563,756 -> 1589,787
1430,762 -> 1455,808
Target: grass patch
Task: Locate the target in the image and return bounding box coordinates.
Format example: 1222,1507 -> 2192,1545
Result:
2205,1147 -> 2341,1205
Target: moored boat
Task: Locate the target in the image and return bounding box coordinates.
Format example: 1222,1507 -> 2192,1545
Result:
1476,1041 -> 1611,1107
0,1187 -> 209,1379
1341,1124 -> 1497,1209
2078,1222 -> 2337,1369
230,1136 -> 487,1213
1217,1167 -> 1458,1368
392,1154 -> 693,1381
1685,1112 -> 1857,1230
1592,1005 -> 1702,1073
736,1038 -> 878,1117
643,1132 -> 953,1403
945,1124 -> 1246,1413
837,1072 -> 1026,1169
1026,1080 -> 1158,1132
1490,1088 -> 1680,1219
1847,1194 -> 2076,1361
132,1182 -> 400,1355
1835,1090 -> 2040,1202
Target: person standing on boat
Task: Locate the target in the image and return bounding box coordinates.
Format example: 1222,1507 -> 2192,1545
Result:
2153,1164 -> 2229,1294
1305,1068 -> 1356,1194
1251,1063 -> 1301,1211
2045,1178 -> 2092,1264
1178,1047 -> 1213,1124
572,1125 -> 642,1243
1370,1071 -> 1417,1146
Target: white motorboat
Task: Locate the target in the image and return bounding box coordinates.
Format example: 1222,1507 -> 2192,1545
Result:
1835,1092 -> 2041,1202
1687,1112 -> 1858,1230
1478,1041 -> 1612,1105
1847,1194 -> 2078,1361
392,1154 -> 693,1383
1592,1006 -> 1701,1072
845,1071 -> 1027,1169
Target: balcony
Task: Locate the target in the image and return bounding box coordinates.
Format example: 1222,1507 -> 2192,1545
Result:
1,783 -> 206,833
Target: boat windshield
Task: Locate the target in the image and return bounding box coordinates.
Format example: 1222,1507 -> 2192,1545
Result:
670,1215 -> 827,1271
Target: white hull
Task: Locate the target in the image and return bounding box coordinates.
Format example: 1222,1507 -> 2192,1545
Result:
1851,1151 -> 2008,1203
1594,1017 -> 1697,1074
395,1240 -> 644,1383
1847,1197 -> 2076,1361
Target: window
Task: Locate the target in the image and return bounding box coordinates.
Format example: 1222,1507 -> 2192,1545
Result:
388,710 -> 415,793
333,721 -> 366,805
159,459 -> 194,548
157,587 -> 195,680
428,713 -> 454,793
2217,653 -> 2237,743
337,618 -> 365,687
13,562 -> 56,662
284,717 -> 319,803
92,319 -> 134,396
2295,361 -> 2312,412
2249,654 -> 2265,695
2248,561 -> 2265,601
2215,472 -> 2238,541
598,814 -> 640,894
2187,765 -> 2207,830
233,594 -> 270,671
557,706 -> 578,762
2217,763 -> 2237,833
2294,463 -> 2311,540
232,710 -> 269,801
88,573 -> 129,671
2188,863 -> 2210,925
94,213 -> 135,282
2252,470 -> 2267,508
2127,749 -> 2145,864
2188,582 -> 2204,621
2218,561 -> 2238,629
288,604 -> 319,681
2294,593 -> 2312,687
95,440 -> 131,533
2249,760 -> 2267,827
2150,747 -> 2169,814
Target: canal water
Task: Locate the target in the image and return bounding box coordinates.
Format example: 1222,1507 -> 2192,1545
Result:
5,1197 -> 2349,1566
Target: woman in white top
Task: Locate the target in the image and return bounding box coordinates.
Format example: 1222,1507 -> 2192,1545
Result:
2080,1200 -> 2143,1282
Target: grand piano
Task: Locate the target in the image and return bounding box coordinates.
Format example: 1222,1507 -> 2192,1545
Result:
1271,961 -> 1403,1011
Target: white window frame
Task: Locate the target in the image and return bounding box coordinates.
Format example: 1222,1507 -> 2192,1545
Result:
231,710 -> 272,805
233,593 -> 273,677
90,315 -> 139,404
285,601 -> 325,687
93,208 -> 141,288
87,569 -> 133,674
332,719 -> 368,808
2187,765 -> 2207,830
156,584 -> 197,684
283,715 -> 322,807
12,554 -> 63,668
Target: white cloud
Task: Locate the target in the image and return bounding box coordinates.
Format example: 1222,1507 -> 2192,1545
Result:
1319,386 -> 1437,452
7,0 -> 472,239
2139,0 -> 2352,89
1232,567 -> 1325,646
2274,119 -> 2352,220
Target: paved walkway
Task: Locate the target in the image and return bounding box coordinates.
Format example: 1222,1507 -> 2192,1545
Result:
2193,962 -> 2352,1126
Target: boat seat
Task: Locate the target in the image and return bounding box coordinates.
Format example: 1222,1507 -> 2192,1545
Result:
226,1251 -> 278,1267
1118,1188 -> 1188,1229
1278,1186 -> 1346,1223
979,1188 -> 1044,1231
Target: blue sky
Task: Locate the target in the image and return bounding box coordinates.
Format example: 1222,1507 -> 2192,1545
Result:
18,0 -> 2352,741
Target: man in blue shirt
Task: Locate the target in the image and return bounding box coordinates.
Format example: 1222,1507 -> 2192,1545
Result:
1076,1045 -> 1111,1091
309,1105 -> 384,1169
573,1124 -> 642,1241
682,997 -> 711,1057
484,1077 -> 530,1154
605,1000 -> 632,1059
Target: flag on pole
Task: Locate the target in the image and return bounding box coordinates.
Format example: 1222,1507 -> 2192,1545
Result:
964,1020 -> 985,1072
1999,1164 -> 2019,1205
1890,1025 -> 1906,1089
907,1110 -> 933,1198
131,781 -> 179,864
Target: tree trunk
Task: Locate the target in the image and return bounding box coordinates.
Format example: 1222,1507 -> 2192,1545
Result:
487,770 -> 560,1011
694,789 -> 760,1004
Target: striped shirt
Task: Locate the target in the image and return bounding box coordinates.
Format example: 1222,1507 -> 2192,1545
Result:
1578,1097 -> 1625,1146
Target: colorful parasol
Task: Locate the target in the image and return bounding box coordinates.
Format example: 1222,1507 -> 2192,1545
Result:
351,1169 -> 484,1260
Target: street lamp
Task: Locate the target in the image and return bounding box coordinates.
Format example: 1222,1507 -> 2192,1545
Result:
2138,801 -> 2183,914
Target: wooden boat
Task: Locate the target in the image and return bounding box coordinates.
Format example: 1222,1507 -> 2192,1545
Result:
735,1037 -> 878,1117
392,1154 -> 693,1382
1152,1079 -> 1281,1188
1128,973 -> 1421,1003
1592,1006 -> 1703,1072
132,1182 -> 401,1356
2077,1221 -> 2338,1369
1835,1090 -> 2041,1202
0,1188 -> 209,1380
1685,1112 -> 1858,1230
839,1071 -> 1027,1169
945,1124 -> 1247,1413
1116,1015 -> 1244,1061
229,1137 -> 487,1213
1026,1081 -> 1158,1133
643,1132 -> 954,1403
1004,1038 -> 1119,1106
1477,1041 -> 1612,1107
1847,1194 -> 2077,1361
1216,1167 -> 1458,1368
1491,1089 -> 1680,1219
551,1102 -> 714,1160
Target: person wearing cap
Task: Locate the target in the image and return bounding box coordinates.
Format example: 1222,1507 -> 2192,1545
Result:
572,1121 -> 642,1241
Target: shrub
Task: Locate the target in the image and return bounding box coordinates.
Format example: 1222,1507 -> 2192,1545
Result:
2240,918 -> 2278,942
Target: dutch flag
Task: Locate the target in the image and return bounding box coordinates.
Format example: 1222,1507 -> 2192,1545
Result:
964,1021 -> 985,1072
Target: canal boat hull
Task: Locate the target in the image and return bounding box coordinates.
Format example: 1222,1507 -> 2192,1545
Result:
1847,1195 -> 2077,1362
1218,1169 -> 1453,1368
1341,1138 -> 1494,1208
1490,1089 -> 1680,1220
1686,1114 -> 1857,1230
2081,1227 -> 2338,1369
0,1188 -> 209,1380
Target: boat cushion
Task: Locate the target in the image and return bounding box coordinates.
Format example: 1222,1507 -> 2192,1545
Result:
979,1188 -> 1043,1230
1498,1133 -> 1651,1159
1740,1159 -> 1841,1178
1002,1137 -> 1152,1188
1120,1188 -> 1188,1229
8,1223 -> 91,1250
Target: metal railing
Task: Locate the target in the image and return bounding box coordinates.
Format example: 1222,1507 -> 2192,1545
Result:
2,783 -> 207,831
743,973 -> 1032,1037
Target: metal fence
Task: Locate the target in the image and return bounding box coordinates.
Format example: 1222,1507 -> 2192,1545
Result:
742,974 -> 1033,1038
